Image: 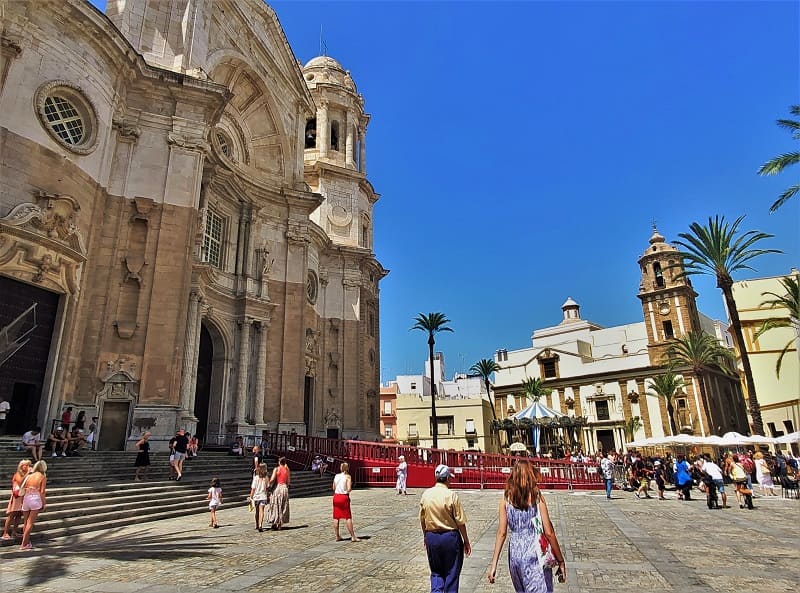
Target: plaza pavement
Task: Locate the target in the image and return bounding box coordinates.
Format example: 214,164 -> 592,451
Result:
1,485 -> 798,593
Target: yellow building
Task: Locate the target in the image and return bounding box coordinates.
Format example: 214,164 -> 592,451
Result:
730,270 -> 799,438
395,392 -> 497,452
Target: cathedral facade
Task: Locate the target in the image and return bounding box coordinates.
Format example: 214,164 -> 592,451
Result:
0,0 -> 386,449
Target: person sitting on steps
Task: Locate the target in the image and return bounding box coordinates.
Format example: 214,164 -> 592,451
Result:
46,428 -> 68,458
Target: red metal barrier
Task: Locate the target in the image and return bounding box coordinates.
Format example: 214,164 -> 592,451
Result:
265,433 -> 602,490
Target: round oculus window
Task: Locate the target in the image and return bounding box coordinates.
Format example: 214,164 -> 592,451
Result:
306,271 -> 319,304
35,81 -> 98,154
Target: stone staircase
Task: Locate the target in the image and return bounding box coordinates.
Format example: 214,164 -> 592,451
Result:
0,437 -> 333,543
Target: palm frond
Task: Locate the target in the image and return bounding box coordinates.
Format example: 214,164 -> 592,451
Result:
758,153 -> 800,176
770,184 -> 800,212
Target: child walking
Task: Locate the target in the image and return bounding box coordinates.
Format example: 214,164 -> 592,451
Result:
207,478 -> 222,528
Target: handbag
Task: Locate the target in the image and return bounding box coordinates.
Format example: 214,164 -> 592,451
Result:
531,502 -> 559,569
247,498 -> 254,513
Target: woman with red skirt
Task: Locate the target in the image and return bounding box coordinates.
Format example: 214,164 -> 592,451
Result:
332,462 -> 360,542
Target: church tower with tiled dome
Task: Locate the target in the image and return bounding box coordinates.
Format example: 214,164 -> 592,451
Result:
636,226 -> 702,365
302,56 -> 373,249
301,55 -> 386,439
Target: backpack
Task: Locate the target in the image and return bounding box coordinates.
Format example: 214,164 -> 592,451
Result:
740,457 -> 754,474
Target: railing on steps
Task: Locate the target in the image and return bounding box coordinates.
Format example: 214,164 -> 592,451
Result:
265,433 -> 602,490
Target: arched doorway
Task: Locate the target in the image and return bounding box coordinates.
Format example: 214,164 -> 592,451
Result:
193,325 -> 213,443
0,276 -> 60,434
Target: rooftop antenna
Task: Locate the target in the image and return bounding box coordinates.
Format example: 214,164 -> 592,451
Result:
319,25 -> 327,57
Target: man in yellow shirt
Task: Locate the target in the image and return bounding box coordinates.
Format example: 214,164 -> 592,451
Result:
419,464 -> 472,592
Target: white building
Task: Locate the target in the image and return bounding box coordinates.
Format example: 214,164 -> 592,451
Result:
492,228 -> 749,454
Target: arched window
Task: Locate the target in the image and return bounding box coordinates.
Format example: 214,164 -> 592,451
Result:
305,118 -> 317,149
330,120 -> 340,151
653,262 -> 664,287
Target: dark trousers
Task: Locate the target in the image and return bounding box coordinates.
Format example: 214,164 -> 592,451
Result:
424,530 -> 464,593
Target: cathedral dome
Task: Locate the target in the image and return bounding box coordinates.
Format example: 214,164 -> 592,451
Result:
302,55 -> 357,91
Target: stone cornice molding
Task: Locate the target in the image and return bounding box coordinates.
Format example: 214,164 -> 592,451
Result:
168,131 -> 210,153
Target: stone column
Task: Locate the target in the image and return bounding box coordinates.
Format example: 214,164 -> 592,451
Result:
636,379 -> 653,437
317,100 -> 329,158
358,126 -> 366,173
179,291 -> 202,412
253,320 -> 269,425
235,318 -> 252,423
345,117 -> 354,167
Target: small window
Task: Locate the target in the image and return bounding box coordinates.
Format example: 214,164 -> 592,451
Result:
768,422 -> 782,438
467,439 -> 476,448
330,120 -> 340,151
662,320 -> 674,339
465,419 -> 476,434
408,423 -> 418,437
542,359 -> 557,379
383,401 -> 392,415
676,398 -> 687,409
784,420 -> 795,434
216,131 -> 232,158
305,118 -> 317,148
410,382 -> 417,390
384,425 -> 393,438
202,210 -> 226,268
596,400 -> 610,421
436,416 -> 454,435
306,271 -> 319,304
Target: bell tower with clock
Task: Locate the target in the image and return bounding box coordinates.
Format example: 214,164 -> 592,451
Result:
637,226 -> 702,365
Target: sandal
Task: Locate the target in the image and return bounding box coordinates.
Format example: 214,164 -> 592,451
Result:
20,543 -> 33,551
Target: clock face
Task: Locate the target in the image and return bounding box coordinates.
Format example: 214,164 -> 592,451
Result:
658,301 -> 671,315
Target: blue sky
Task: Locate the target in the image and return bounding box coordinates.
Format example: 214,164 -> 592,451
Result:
91,1 -> 799,381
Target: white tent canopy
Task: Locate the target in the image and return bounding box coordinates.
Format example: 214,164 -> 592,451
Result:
625,432 -> 778,449
775,431 -> 800,445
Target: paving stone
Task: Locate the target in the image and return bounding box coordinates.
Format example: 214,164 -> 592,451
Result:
1,487 -> 797,591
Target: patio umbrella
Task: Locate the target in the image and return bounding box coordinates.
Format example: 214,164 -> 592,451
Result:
509,442 -> 528,452
665,434 -> 706,446
775,431 -> 800,445
720,431 -> 775,446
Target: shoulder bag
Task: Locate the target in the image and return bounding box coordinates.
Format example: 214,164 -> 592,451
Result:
531,502 -> 559,569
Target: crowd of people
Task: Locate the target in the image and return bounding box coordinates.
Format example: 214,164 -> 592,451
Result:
597,447 -> 798,505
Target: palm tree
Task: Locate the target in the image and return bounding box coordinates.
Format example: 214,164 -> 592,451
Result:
470,358 -> 502,421
521,377 -> 551,403
757,105 -> 800,212
666,330 -> 736,434
647,369 -> 685,436
674,215 -> 780,435
754,272 -> 800,378
411,312 -> 453,449
623,416 -> 643,442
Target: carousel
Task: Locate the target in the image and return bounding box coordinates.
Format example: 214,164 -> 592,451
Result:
492,401 -> 588,457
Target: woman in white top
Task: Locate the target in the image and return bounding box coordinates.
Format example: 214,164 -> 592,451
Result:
753,452 -> 777,496
249,463 -> 270,531
332,462 -> 360,542
396,455 -> 408,495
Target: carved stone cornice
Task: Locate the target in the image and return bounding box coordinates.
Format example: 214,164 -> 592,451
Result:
168,131 -> 210,153
0,192 -> 87,294
112,117 -> 141,141
286,221 -> 309,245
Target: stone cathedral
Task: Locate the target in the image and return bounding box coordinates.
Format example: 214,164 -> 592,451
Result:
0,0 -> 387,449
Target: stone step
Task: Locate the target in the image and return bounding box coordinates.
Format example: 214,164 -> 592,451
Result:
0,448 -> 331,542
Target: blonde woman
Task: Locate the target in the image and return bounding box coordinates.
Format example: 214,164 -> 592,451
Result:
332,462 -> 360,542
20,460 -> 47,551
1,459 -> 31,542
249,463 -> 270,532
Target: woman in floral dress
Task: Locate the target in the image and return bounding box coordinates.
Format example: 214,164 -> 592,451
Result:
488,461 -> 566,592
